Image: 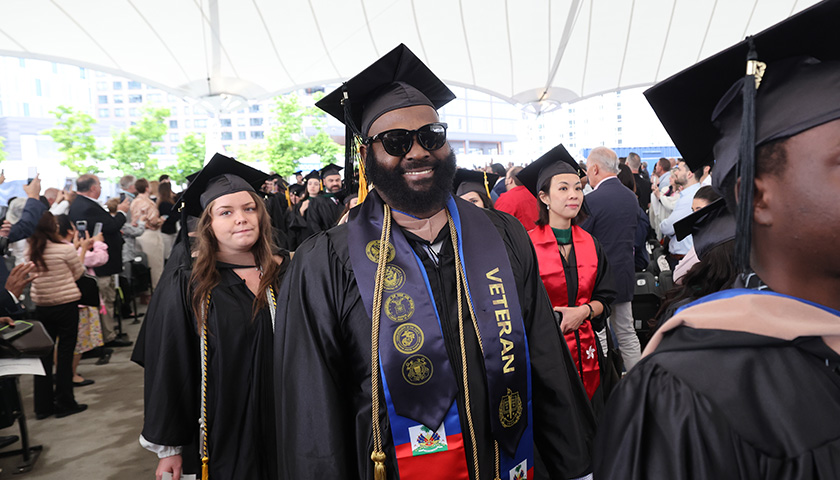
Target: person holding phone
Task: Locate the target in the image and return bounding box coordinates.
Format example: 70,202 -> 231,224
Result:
68,174 -> 131,348
27,211 -> 95,419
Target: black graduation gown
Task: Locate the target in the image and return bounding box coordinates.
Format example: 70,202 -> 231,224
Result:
286,200 -> 313,251
275,207 -> 595,480
132,252 -> 278,479
594,328 -> 840,479
305,194 -> 343,234
262,193 -> 291,251
556,236 -> 618,414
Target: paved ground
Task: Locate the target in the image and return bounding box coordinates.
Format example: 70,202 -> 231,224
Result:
0,314 -> 154,479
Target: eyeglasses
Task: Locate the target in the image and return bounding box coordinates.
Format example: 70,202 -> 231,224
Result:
366,122 -> 448,157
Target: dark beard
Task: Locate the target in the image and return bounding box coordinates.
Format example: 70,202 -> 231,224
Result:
365,148 -> 457,215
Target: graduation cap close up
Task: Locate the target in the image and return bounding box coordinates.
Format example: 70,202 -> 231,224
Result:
315,43 -> 456,203
643,0 -> 840,271
319,163 -> 343,179
516,144 -> 585,200
179,153 -> 269,218
453,169 -> 499,199
674,198 -> 736,261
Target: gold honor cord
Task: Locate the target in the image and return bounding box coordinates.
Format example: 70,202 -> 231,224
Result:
370,204 -> 392,480
200,294 -> 211,480
447,213 -> 502,480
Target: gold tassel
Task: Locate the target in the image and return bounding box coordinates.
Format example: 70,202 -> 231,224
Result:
284,189 -> 290,206
358,154 -> 369,204
201,456 -> 209,480
371,451 -> 387,480
483,171 -> 491,199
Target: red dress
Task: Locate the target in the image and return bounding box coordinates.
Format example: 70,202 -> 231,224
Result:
529,225 -> 601,399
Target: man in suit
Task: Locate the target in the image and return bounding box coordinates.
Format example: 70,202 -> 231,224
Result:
627,152 -> 651,212
68,174 -> 131,347
580,147 -> 642,370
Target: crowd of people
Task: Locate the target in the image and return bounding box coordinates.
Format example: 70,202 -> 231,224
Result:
0,2 -> 837,478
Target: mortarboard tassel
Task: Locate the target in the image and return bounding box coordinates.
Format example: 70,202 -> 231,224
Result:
483,171 -> 491,199
341,85 -> 367,204
735,37 -> 765,273
284,188 -> 290,207
357,151 -> 369,204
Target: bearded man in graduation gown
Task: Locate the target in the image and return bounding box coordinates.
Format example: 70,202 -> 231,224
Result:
275,44 -> 595,480
305,164 -> 345,234
594,1 -> 840,478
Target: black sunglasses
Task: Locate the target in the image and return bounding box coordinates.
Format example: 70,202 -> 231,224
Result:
366,122 -> 448,157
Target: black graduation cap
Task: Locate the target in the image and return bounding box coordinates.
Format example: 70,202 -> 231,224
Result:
288,184 -> 305,197
516,144 -> 584,199
320,163 -> 343,179
293,170 -> 302,175
674,198 -> 735,261
316,44 -> 455,137
453,169 -> 498,198
644,0 -> 840,271
179,153 -> 269,218
303,170 -> 321,182
185,171 -> 200,185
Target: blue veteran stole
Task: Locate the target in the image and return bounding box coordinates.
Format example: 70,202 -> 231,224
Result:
348,191 -> 534,478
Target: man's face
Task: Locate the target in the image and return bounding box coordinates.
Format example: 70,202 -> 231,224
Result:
672,162 -> 690,186
755,118 -> 840,278
91,178 -> 102,199
323,174 -> 342,193
296,174 -> 304,184
363,105 -> 456,215
505,173 -> 515,191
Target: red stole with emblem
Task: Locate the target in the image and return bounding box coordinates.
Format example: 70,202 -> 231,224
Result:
529,225 -> 601,399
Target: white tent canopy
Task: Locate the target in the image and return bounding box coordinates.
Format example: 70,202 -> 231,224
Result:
0,0 -> 820,112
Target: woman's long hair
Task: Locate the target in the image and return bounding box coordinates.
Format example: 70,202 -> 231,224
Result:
27,211 -> 63,270
653,239 -> 738,330
156,182 -> 175,206
189,190 -> 280,328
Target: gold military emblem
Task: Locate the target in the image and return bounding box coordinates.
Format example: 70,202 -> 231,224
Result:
498,388 -> 523,428
384,292 -> 415,323
382,265 -> 406,292
393,323 -> 424,355
402,354 -> 433,386
365,240 -> 396,263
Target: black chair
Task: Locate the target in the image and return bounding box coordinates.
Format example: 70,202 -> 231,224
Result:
658,270 -> 676,297
0,377 -> 41,473
632,271 -> 661,350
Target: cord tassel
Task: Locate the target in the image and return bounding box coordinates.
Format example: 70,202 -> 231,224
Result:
201,457 -> 209,480
371,451 -> 387,480
735,37 -> 761,273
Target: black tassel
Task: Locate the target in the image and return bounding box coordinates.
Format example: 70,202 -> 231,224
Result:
341,85 -> 365,198
735,37 -> 759,273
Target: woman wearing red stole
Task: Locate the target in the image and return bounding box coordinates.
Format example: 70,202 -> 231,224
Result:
518,144 -> 617,413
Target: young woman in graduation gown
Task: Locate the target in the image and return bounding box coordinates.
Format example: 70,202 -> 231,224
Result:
132,164 -> 286,480
525,161 -> 617,414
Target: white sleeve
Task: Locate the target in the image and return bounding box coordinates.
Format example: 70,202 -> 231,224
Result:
571,474 -> 593,480
139,435 -> 182,459
49,200 -> 70,216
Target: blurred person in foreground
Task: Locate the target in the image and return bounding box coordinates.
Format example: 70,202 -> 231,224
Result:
594,1 -> 840,477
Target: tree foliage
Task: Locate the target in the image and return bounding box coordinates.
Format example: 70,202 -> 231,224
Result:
165,132 -> 205,184
42,105 -> 105,175
239,93 -> 341,175
109,107 -> 171,180
0,136 -> 6,164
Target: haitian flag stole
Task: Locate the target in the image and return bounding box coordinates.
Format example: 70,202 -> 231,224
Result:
528,225 -> 601,399
348,192 -> 534,480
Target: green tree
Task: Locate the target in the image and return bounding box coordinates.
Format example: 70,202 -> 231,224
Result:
110,107 -> 171,180
165,132 -> 205,183
239,93 -> 341,175
0,136 -> 6,164
42,105 -> 105,175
